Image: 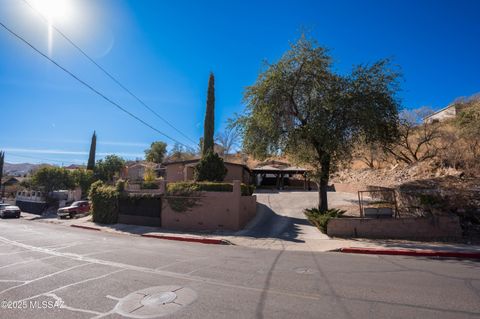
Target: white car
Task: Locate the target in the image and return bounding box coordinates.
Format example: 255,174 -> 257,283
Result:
0,205 -> 21,219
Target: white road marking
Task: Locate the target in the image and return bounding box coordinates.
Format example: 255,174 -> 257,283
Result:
44,292 -> 103,316
0,255 -> 58,270
106,295 -> 121,300
0,263 -> 91,296
0,234 -> 324,303
0,279 -> 27,283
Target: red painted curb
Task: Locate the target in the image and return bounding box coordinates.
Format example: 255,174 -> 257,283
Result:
340,247 -> 480,259
71,224 -> 101,231
141,234 -> 227,245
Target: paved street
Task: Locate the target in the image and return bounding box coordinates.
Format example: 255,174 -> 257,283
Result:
0,219 -> 479,319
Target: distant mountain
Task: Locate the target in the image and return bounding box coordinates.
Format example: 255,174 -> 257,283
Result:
3,163 -> 45,176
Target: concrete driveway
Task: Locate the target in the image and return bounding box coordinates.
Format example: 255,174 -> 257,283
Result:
229,190 -> 362,250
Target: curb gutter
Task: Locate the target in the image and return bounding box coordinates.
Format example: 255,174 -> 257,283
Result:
71,224 -> 101,231
141,234 -> 229,245
340,247 -> 480,259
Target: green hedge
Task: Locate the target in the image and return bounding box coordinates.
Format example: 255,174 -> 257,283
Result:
89,181 -> 119,224
166,182 -> 255,196
141,182 -> 159,189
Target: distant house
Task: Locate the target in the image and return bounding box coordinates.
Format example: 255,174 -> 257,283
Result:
164,159 -> 251,184
124,162 -> 164,181
2,176 -> 22,186
423,104 -> 466,124
64,164 -> 85,170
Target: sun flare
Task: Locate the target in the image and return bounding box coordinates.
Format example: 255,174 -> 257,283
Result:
31,0 -> 72,22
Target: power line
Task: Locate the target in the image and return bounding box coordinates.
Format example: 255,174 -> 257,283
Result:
21,0 -> 198,146
0,21 -> 191,149
6,153 -> 74,165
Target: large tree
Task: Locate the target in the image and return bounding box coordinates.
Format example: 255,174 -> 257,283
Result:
203,72 -> 215,155
235,36 -> 400,211
145,141 -> 167,164
87,131 -> 97,170
94,155 -> 126,182
31,166 -> 76,194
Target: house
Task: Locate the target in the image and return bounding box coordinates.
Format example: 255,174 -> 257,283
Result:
423,103 -> 466,123
164,159 -> 251,184
2,176 -> 22,187
123,162 -> 164,181
252,160 -> 311,190
64,164 -> 85,170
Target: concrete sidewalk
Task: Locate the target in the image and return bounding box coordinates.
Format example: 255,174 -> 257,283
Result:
24,212 -> 480,254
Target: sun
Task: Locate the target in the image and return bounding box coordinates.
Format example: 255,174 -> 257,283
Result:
30,0 -> 72,22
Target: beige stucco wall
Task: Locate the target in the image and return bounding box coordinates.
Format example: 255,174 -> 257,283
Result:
424,105 -> 457,123
327,216 -> 462,240
165,162 -> 250,184
162,181 -> 257,231
127,165 -> 145,180
165,163 -> 187,182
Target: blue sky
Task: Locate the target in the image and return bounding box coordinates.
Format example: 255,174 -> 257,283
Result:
1,0 -> 479,165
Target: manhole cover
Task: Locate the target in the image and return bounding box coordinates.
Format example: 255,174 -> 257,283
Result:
114,285 -> 197,318
294,267 -> 318,274
142,292 -> 177,306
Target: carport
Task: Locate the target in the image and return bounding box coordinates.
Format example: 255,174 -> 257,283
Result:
252,161 -> 311,190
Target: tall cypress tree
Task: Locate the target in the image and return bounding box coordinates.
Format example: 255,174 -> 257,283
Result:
203,73 -> 215,155
87,131 -> 97,170
0,151 -> 4,199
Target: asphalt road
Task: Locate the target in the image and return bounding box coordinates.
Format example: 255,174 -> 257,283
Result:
0,219 -> 479,319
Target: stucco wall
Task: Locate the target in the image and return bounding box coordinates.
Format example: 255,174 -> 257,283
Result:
327,216 -> 462,240
162,181 -> 257,231
424,105 -> 457,123
165,162 -> 250,184
165,163 -> 186,182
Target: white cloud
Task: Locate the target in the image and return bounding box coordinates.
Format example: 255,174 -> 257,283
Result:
2,148 -> 144,158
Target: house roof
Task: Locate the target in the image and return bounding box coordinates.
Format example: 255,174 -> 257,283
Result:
64,164 -> 86,170
2,176 -> 25,185
423,104 -> 456,120
127,162 -> 162,169
252,160 -> 309,174
164,158 -> 251,171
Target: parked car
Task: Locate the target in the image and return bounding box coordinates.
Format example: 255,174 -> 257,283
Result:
0,205 -> 21,218
57,201 -> 90,219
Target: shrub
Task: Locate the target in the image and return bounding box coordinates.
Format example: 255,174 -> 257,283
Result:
166,182 -> 254,196
241,184 -> 256,196
143,166 -> 156,182
115,179 -> 127,192
194,151 -> 227,181
304,208 -> 345,233
141,182 -> 159,189
165,181 -> 254,213
89,180 -> 119,224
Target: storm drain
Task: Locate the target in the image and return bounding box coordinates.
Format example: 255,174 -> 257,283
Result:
114,285 -> 197,318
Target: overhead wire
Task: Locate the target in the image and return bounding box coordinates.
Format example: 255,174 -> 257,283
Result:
0,21 -> 192,149
21,0 -> 198,146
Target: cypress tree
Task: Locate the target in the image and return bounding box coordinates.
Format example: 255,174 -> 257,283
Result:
87,131 -> 97,170
203,72 -> 215,155
0,151 -> 4,198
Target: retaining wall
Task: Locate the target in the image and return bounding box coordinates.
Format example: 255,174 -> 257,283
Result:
327,216 -> 462,240
162,180 -> 257,232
